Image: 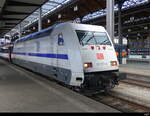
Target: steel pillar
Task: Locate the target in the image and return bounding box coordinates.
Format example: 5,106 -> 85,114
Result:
118,1 -> 123,45
38,7 -> 42,32
106,0 -> 115,43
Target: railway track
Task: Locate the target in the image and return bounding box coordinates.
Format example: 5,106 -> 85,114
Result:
121,78 -> 150,89
13,63 -> 150,113
89,92 -> 150,113
121,73 -> 150,88
85,73 -> 150,113
54,72 -> 150,112
2,59 -> 150,112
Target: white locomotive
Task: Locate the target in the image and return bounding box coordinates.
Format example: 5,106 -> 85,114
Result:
5,23 -> 126,92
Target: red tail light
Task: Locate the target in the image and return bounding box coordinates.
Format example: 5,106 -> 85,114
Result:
116,52 -> 119,57
103,46 -> 106,50
91,46 -> 94,50
84,63 -> 93,68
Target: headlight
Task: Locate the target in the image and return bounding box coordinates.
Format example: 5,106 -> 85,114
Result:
84,63 -> 93,68
111,61 -> 118,66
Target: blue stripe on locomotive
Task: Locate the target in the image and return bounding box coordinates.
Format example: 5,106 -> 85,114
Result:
13,52 -> 69,60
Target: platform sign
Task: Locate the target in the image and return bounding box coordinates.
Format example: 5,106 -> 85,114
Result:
123,38 -> 128,45
114,38 -> 119,44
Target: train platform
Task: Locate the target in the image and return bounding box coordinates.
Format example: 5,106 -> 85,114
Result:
127,58 -> 150,64
119,63 -> 150,76
0,59 -> 119,112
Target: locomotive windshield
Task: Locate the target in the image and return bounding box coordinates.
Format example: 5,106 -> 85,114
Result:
76,30 -> 111,46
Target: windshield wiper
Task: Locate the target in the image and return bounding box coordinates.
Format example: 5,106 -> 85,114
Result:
100,40 -> 108,45
85,36 -> 95,45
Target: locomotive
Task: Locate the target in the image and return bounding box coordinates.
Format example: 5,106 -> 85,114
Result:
0,23 -> 126,92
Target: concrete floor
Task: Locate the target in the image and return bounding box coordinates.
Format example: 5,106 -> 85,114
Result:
0,59 -> 119,112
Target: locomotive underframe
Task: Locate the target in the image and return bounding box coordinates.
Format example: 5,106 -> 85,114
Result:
82,70 -> 126,92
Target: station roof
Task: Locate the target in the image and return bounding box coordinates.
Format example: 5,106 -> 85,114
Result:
84,1 -> 150,40
0,0 -> 149,42
1,0 -> 122,38
0,0 -> 48,37
23,0 -> 149,41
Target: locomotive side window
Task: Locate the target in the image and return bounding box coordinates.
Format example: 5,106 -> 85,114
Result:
76,30 -> 111,46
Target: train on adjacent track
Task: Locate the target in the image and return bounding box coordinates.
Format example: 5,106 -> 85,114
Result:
0,22 -> 126,92
0,43 -> 12,61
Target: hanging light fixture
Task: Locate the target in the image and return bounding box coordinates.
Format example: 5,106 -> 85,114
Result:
47,19 -> 51,23
74,5 -> 78,11
32,27 -> 36,30
144,26 -> 148,30
58,14 -> 62,19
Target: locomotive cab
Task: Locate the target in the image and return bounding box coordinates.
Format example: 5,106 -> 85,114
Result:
74,25 -> 121,91
76,30 -> 119,73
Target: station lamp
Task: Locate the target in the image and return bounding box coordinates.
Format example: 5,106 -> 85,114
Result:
128,29 -> 131,32
137,33 -> 140,37
58,14 -> 62,19
47,19 -> 51,23
32,27 -> 36,30
74,5 -> 78,12
144,26 -> 148,30
130,16 -> 135,22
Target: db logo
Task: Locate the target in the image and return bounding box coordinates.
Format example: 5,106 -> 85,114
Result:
97,53 -> 104,60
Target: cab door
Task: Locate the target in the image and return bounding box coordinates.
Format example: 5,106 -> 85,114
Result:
52,33 -> 65,68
